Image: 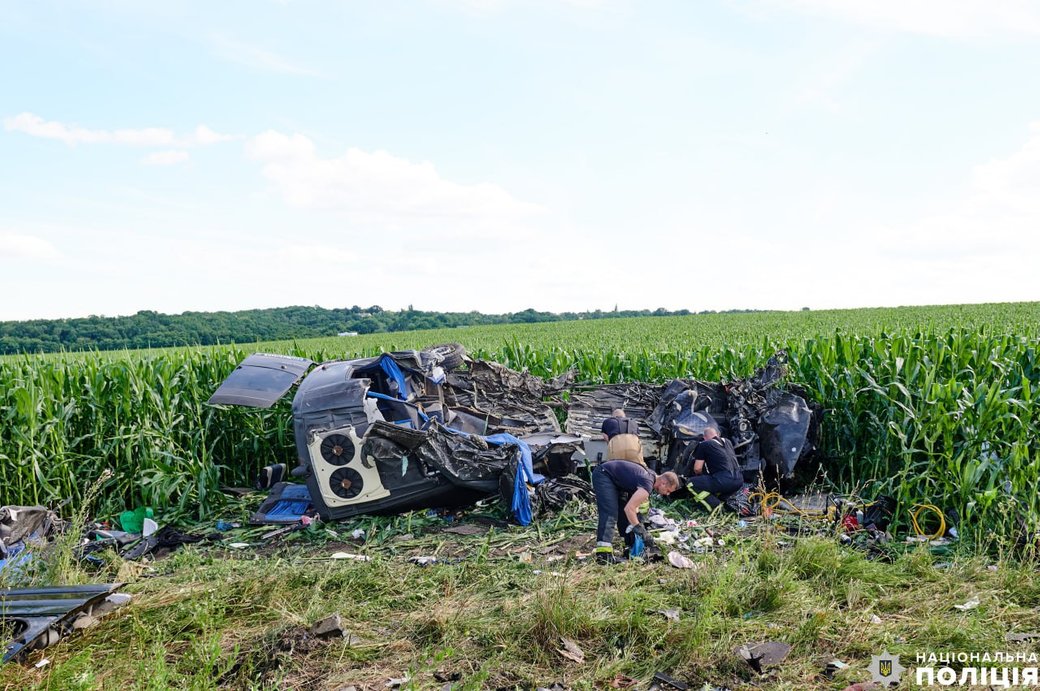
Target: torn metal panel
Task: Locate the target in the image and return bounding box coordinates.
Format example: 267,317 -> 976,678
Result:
566,383 -> 664,463
1,584 -> 123,663
443,361 -> 562,435
207,353 -> 313,408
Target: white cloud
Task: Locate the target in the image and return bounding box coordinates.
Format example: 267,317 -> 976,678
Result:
209,34 -> 320,76
142,150 -> 190,166
0,232 -> 60,261
191,125 -> 234,146
758,0 -> 1040,37
246,131 -> 543,228
4,112 -> 233,148
854,121 -> 1040,303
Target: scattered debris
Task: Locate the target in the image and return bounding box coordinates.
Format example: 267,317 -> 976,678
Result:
667,551 -> 696,569
409,556 -> 438,567
648,671 -> 689,690
953,597 -> 980,611
385,674 -> 411,688
33,658 -> 49,669
825,659 -> 849,677
443,524 -> 488,536
609,673 -> 639,688
433,669 -> 462,683
736,641 -> 792,674
310,613 -> 346,639
657,608 -> 681,622
557,637 -> 585,664
1,583 -> 124,663
350,528 -> 366,540
869,614 -> 882,624
119,526 -> 206,561
1006,632 -> 1040,643
329,552 -> 370,561
227,543 -> 250,549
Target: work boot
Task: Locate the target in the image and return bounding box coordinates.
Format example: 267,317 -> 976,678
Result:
594,547 -> 621,564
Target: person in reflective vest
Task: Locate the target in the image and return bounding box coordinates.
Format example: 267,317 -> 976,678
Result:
601,409 -> 645,468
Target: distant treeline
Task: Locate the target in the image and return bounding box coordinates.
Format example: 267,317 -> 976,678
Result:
0,305 -> 759,354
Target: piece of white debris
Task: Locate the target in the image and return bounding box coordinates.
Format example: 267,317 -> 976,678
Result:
330,552 -> 371,561
409,556 -> 438,566
667,551 -> 696,569
954,597 -> 981,611
34,658 -> 50,669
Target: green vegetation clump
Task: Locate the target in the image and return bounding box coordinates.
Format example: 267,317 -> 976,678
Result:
1,303 -> 1038,544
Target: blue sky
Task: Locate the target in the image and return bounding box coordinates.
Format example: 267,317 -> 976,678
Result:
2,0 -> 1039,320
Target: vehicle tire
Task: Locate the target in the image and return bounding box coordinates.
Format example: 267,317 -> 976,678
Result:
421,342 -> 466,370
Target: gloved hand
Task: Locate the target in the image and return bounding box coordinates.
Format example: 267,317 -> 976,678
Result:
626,523 -> 650,541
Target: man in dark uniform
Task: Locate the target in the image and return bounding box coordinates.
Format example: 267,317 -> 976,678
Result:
601,409 -> 638,440
592,460 -> 680,563
678,425 -> 743,509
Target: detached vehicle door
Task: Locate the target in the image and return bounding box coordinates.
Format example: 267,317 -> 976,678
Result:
208,353 -> 314,408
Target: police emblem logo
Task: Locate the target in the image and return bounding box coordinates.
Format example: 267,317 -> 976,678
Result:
868,652 -> 905,686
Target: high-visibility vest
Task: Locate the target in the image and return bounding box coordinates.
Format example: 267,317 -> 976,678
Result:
607,433 -> 645,467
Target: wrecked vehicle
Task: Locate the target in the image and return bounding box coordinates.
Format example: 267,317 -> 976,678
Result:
565,352 -> 817,482
209,346 -> 578,524
209,346 -> 817,523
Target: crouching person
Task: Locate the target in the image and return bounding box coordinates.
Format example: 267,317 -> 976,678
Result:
592,460 -> 680,563
678,425 -> 743,509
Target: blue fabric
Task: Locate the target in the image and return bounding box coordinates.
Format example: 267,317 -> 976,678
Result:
441,427 -> 544,525
266,483 -> 312,519
630,533 -> 645,558
0,541 -> 34,581
378,354 -> 410,400
485,432 -> 544,526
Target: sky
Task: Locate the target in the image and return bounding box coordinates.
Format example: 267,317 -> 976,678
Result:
2,0 -> 1039,321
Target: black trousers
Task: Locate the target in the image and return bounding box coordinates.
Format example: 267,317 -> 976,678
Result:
592,465 -> 635,545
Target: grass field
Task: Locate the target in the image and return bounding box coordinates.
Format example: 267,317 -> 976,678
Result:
2,502 -> 1038,690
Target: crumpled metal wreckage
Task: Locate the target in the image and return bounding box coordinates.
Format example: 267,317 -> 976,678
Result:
208,345 -> 817,524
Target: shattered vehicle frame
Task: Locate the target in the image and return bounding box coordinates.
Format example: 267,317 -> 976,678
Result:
209,346 -> 817,523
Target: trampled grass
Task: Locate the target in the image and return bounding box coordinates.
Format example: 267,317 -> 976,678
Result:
2,507 -> 1037,690
1,302 -> 1038,544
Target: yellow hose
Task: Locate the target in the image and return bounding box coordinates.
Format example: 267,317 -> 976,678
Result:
910,504 -> 946,540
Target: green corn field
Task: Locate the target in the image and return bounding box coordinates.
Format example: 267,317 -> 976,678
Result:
1,303 -> 1038,546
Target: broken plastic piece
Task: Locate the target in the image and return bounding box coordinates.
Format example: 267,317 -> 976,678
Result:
657,608 -> 681,621
409,556 -> 438,567
1,583 -> 124,663
649,671 -> 688,690
667,551 -> 695,569
329,552 -> 370,561
310,613 -> 345,639
557,636 -> 585,664
736,641 -> 792,674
